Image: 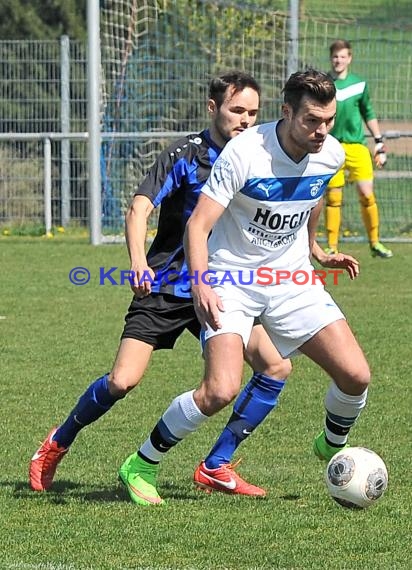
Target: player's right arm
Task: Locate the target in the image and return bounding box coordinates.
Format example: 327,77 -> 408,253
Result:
125,135 -> 197,296
125,195 -> 155,297
184,193 -> 225,330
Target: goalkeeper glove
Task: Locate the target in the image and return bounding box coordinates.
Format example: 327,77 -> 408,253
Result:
374,136 -> 387,169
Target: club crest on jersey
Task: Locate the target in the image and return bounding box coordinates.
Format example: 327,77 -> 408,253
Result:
309,178 -> 324,197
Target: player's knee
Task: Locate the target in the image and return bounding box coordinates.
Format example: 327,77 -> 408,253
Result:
207,385 -> 238,410
262,358 -> 292,380
195,377 -> 240,415
359,192 -> 376,208
352,367 -> 371,391
326,189 -> 343,208
338,363 -> 371,395
108,370 -> 141,397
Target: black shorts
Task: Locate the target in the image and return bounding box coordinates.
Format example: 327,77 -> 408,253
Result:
121,293 -> 200,350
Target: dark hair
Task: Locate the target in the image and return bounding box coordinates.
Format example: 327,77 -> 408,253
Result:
329,39 -> 352,57
282,68 -> 336,112
208,71 -> 261,108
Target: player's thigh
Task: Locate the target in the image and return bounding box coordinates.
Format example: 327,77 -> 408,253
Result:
261,285 -> 344,359
345,143 -> 373,183
202,282 -> 261,349
200,283 -> 259,408
356,179 -> 374,198
299,319 -> 370,394
196,333 -> 245,414
245,323 -> 292,378
122,293 -> 197,349
110,337 -> 154,391
112,293 -> 197,391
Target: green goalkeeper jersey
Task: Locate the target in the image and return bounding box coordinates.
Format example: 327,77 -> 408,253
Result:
331,72 -> 376,145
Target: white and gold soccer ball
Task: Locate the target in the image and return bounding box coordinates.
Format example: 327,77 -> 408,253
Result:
325,447 -> 388,509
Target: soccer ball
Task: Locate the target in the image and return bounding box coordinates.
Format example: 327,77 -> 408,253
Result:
325,447 -> 388,509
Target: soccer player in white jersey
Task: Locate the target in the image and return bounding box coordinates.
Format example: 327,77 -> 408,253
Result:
118,69 -> 370,503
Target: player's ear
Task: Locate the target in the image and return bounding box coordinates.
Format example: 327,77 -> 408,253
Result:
208,98 -> 217,115
282,103 -> 292,120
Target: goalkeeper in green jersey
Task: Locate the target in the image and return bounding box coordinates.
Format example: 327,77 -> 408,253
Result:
325,39 -> 393,258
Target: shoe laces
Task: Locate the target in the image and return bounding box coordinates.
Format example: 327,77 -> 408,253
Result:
218,459 -> 244,480
43,441 -> 67,464
217,459 -> 264,492
221,458 -> 242,471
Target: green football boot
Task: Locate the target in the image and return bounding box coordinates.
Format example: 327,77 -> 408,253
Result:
370,242 -> 393,258
313,431 -> 349,462
118,452 -> 164,506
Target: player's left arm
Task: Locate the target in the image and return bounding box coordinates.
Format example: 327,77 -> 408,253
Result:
366,117 -> 387,169
307,199 -> 323,254
360,85 -> 387,169
312,241 -> 360,280
360,84 -> 387,168
308,199 -> 359,280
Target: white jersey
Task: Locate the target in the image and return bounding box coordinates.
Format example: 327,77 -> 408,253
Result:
201,121 -> 344,273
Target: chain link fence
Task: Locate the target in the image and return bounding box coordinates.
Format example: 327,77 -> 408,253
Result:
1,1 -> 411,239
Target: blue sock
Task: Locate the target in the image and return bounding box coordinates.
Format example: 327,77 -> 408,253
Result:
54,374 -> 120,448
204,373 -> 286,469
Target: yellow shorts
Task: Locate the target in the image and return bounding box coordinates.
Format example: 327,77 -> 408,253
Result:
328,143 -> 373,188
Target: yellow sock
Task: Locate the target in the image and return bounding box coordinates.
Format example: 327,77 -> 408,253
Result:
325,189 -> 342,250
360,193 -> 379,245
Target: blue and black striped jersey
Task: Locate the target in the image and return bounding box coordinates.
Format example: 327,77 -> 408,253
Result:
135,129 -> 221,297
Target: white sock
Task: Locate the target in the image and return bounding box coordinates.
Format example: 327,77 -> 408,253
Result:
139,390 -> 208,463
324,382 -> 368,446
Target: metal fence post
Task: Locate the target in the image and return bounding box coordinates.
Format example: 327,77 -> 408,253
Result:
88,0 -> 102,245
61,35 -> 71,227
44,137 -> 52,234
287,0 -> 299,79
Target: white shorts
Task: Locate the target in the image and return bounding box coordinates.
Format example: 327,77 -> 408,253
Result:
201,278 -> 345,358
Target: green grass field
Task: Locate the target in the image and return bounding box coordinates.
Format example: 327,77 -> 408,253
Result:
1,238 -> 411,569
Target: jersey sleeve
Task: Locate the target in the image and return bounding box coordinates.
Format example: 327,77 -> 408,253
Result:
134,137 -> 194,208
359,81 -> 377,123
201,138 -> 249,207
336,140 -> 345,169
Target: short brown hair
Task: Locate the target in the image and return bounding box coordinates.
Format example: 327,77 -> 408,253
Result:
208,71 -> 261,109
329,39 -> 352,56
282,68 -> 336,113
